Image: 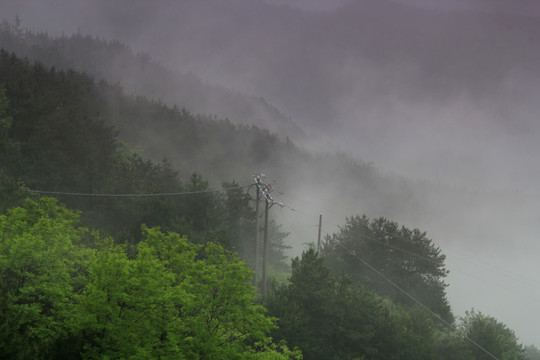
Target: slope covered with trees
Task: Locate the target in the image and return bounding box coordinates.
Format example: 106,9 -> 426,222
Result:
1,18 -> 513,240
265,248 -> 527,360
0,50 -> 289,271
0,32 -> 531,359
0,19 -> 304,139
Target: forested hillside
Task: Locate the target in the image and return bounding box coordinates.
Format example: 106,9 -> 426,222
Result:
0,20 -> 303,139
1,18 -> 517,236
0,50 -> 291,269
0,46 -> 531,358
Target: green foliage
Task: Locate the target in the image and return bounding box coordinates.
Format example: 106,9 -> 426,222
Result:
0,84 -> 18,161
0,52 -> 117,193
0,84 -> 24,211
0,51 -> 291,270
323,215 -> 453,324
431,329 -> 474,360
0,168 -> 26,212
132,226 -> 300,359
0,199 -> 299,359
75,226 -> 300,359
460,309 -> 526,360
0,20 -> 303,140
0,198 -> 92,359
222,180 -> 256,259
0,23 -> 531,360
177,173 -> 222,242
266,249 -> 435,360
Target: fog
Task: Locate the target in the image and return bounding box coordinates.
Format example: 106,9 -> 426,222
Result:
2,0 -> 540,347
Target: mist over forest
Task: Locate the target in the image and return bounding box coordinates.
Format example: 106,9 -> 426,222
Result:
1,0 -> 540,356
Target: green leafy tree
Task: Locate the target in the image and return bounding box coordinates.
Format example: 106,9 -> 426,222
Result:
266,219 -> 291,272
75,225 -> 300,359
221,180 -> 255,260
460,309 -> 526,360
266,248 -> 435,360
73,236 -> 179,359
141,226 -> 300,360
87,147 -> 185,247
0,198 -> 91,359
323,215 -> 453,323
0,199 -> 300,359
431,330 -> 474,360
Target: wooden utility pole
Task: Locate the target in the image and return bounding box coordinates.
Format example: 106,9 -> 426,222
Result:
253,186 -> 260,288
251,173 -> 284,296
317,214 -> 322,254
262,198 -> 269,295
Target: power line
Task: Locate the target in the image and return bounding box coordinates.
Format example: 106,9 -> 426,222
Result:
282,194 -> 444,267
276,189 -> 528,359
440,244 -> 540,291
286,188 -> 540,294
285,192 -> 540,307
336,241 -> 502,360
28,185 -> 249,198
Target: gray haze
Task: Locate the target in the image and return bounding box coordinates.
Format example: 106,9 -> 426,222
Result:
2,0 -> 540,347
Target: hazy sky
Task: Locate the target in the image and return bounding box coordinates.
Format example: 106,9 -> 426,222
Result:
2,0 -> 540,347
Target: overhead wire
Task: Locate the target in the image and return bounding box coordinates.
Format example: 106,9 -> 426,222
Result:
28,179 -> 530,357
440,244 -> 540,290
34,177 -> 536,294
288,187 -> 540,294
275,187 -> 537,359
27,185 -> 250,197
282,188 -> 444,266
336,240 -> 502,360
275,187 -> 504,359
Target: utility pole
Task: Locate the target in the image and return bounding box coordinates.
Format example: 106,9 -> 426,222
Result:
262,198 -> 269,295
317,214 -> 322,254
253,185 -> 260,287
251,173 -> 284,295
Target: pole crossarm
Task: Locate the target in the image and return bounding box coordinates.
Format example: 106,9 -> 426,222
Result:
252,173 -> 284,208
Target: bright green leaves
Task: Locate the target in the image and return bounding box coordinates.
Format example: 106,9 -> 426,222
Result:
75,228 -> 193,359
179,241 -> 272,359
0,199 -> 299,359
0,198 -> 91,359
76,226 -> 299,360
139,227 -> 297,359
75,237 -> 178,359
